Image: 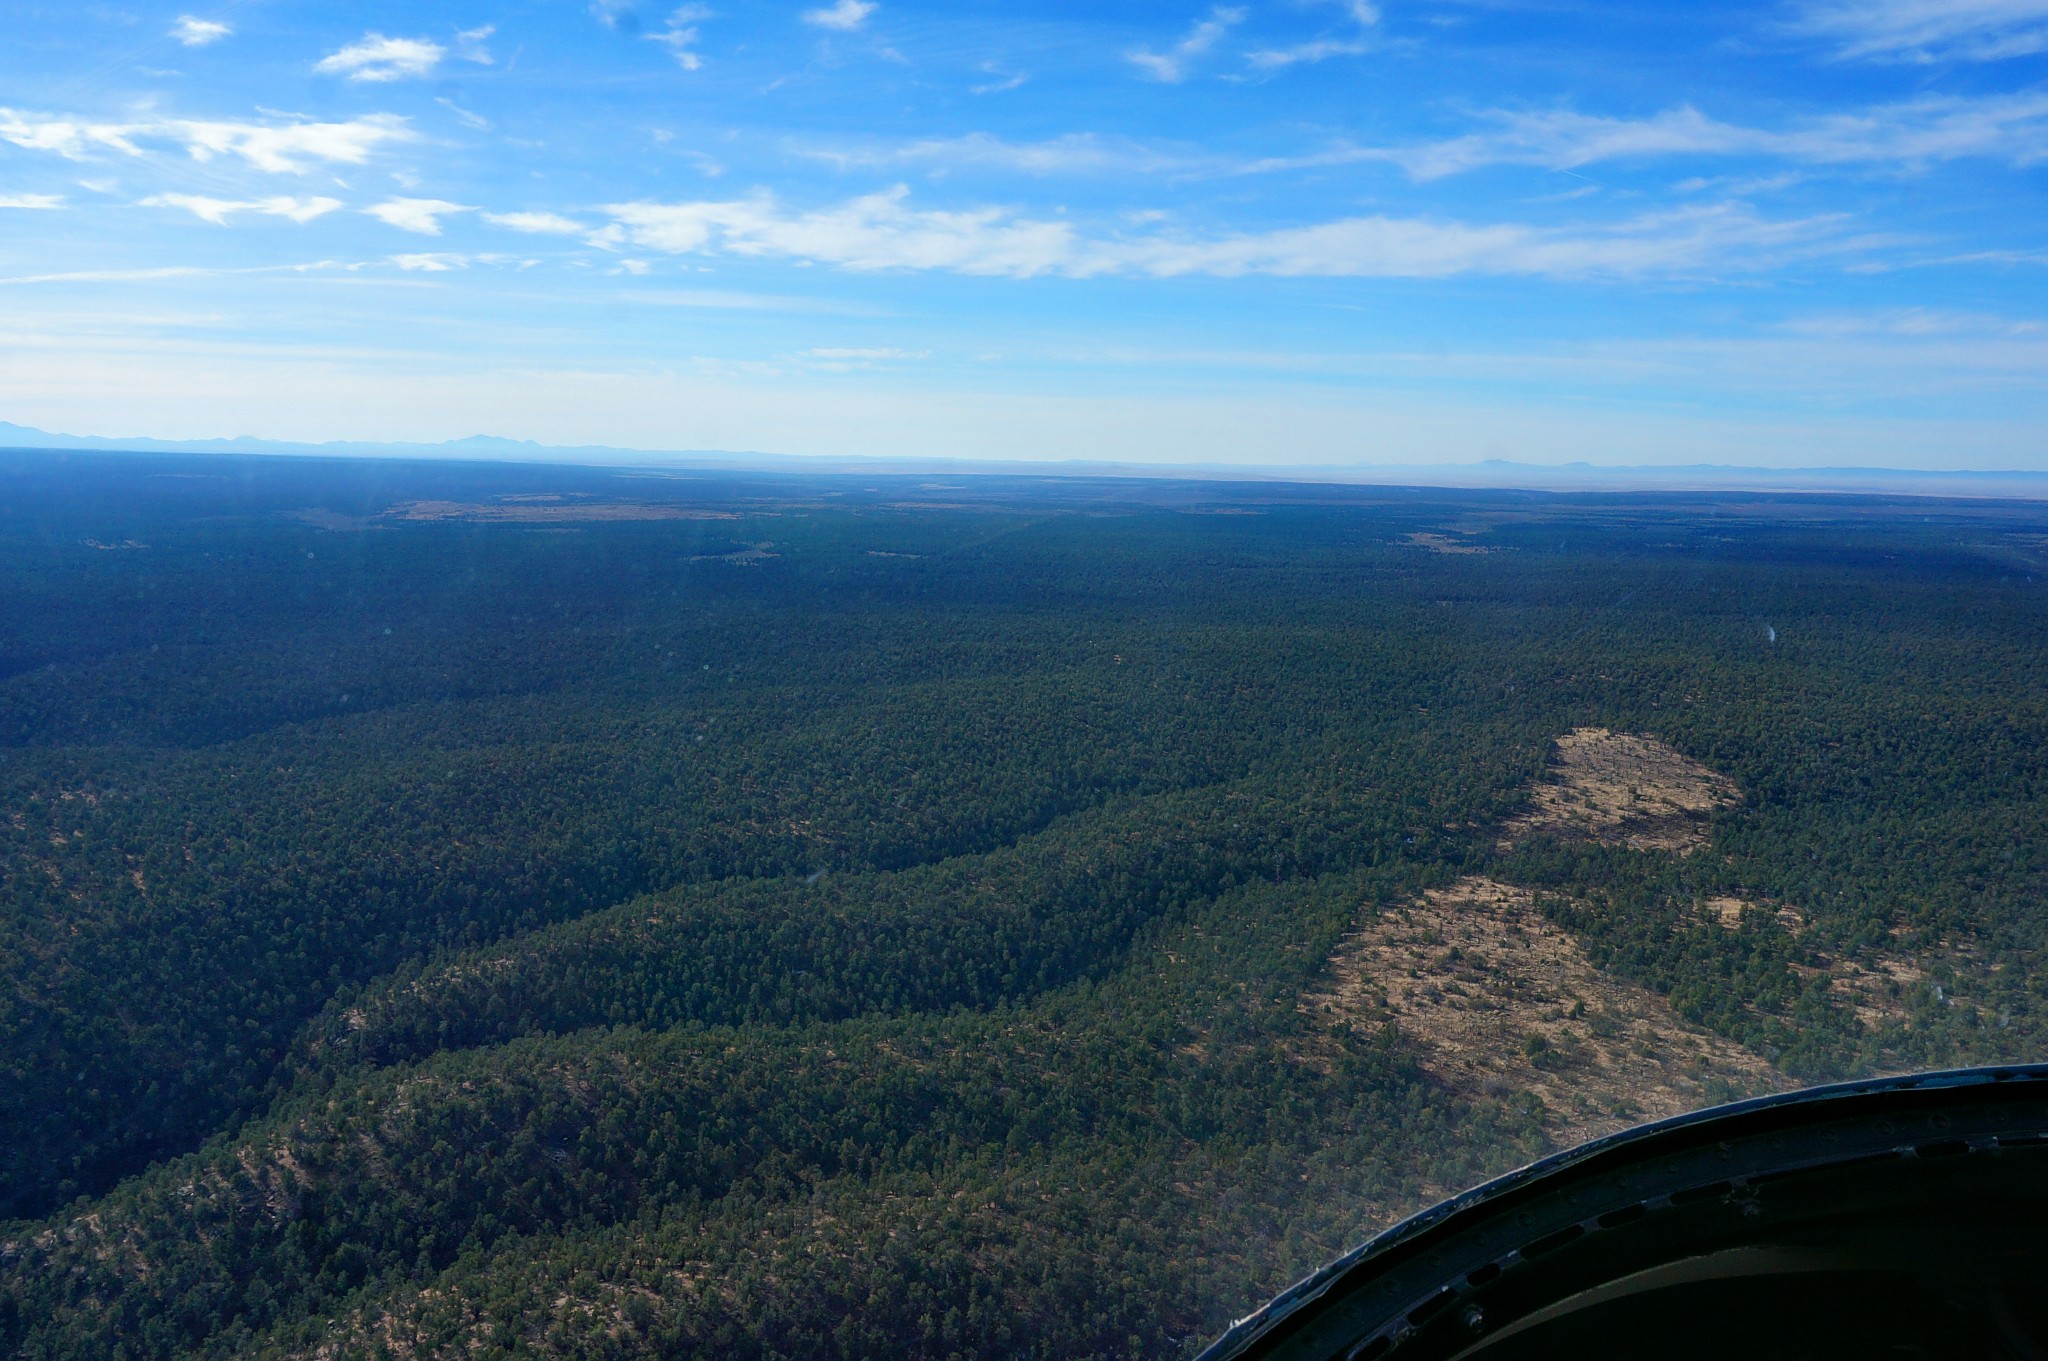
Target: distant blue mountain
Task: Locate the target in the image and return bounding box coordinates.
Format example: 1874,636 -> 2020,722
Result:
0,421 -> 689,463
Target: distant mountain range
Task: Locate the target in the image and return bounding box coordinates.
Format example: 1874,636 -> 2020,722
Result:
5,419 -> 2047,497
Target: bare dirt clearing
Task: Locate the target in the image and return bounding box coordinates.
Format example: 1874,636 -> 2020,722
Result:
1501,727 -> 1739,853
1309,877 -> 1785,1149
1706,895 -> 1806,933
1402,531 -> 1491,554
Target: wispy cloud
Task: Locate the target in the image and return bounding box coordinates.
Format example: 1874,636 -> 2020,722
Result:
647,5 -> 712,69
802,345 -> 928,369
0,107 -> 412,172
0,193 -> 65,209
1129,7 -> 1244,83
316,33 -> 446,82
179,115 -> 412,172
1314,94 -> 2048,179
484,210 -> 589,234
1246,37 -> 1373,69
143,193 -> 342,224
971,61 -> 1028,95
1779,307 -> 2045,337
803,0 -> 877,32
806,346 -> 926,359
366,198 -> 474,235
0,262 -> 347,285
437,98 -> 492,131
797,93 -> 2048,186
391,253 -> 467,271
790,131 -> 1204,176
171,15 -> 231,47
0,266 -> 214,286
1246,0 -> 1378,70
1790,0 -> 2048,61
600,187 -> 1850,280
455,25 -> 496,64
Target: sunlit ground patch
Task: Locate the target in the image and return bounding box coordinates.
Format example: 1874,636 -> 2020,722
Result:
1500,727 -> 1739,853
1310,876 -> 1785,1150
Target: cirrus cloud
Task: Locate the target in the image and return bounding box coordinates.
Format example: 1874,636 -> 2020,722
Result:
171,15 -> 231,47
1249,93 -> 2048,180
803,0 -> 876,31
392,252 -> 467,271
1790,0 -> 2048,61
0,107 -> 411,173
648,5 -> 713,68
484,210 -> 589,234
599,186 -> 1851,281
1129,7 -> 1244,83
141,194 -> 343,224
367,197 -> 475,235
316,33 -> 446,82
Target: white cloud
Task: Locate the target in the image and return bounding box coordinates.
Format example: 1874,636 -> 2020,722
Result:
175,115 -> 413,172
1129,7 -> 1244,82
0,108 -> 414,172
0,109 -> 142,158
171,15 -> 231,47
438,98 -> 492,131
1247,0 -> 1376,68
0,266 -> 214,285
791,95 -> 2048,185
803,0 -> 876,31
315,33 -> 446,82
971,62 -> 1028,94
804,346 -> 928,363
0,193 -> 64,209
1791,0 -> 2048,61
647,6 -> 712,68
600,187 -> 1847,280
455,24 -> 495,63
1113,204 -> 1846,280
1316,94 -> 2048,179
791,131 -> 1200,177
366,197 -> 474,235
1779,307 -> 2046,337
143,193 -> 343,224
1247,38 -> 1373,68
391,253 -> 467,271
604,188 -> 1077,275
485,210 -> 589,234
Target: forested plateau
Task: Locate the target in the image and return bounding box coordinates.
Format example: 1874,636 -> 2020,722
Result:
4,449 -> 2047,1359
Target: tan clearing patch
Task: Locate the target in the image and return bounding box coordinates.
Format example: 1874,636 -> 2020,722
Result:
1706,895 -> 1805,934
1705,899 -> 1943,1032
1403,531 -> 1490,554
1309,876 -> 1784,1149
383,500 -> 740,523
1501,727 -> 1739,853
691,544 -> 779,564
1823,955 -> 1926,1028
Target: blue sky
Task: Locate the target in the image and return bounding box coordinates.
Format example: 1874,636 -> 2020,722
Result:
4,0 -> 2048,466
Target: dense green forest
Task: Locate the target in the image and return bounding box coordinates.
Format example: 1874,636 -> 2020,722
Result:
3,449 -> 2047,1358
